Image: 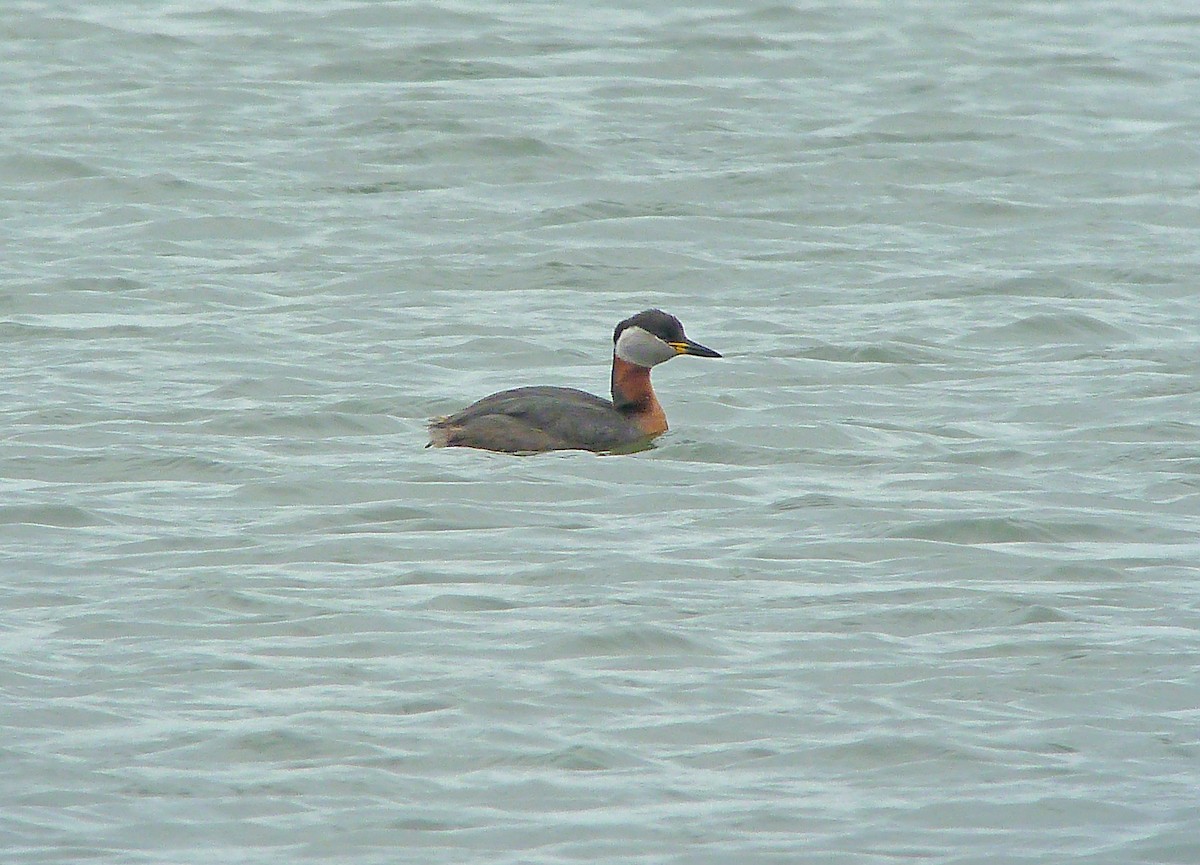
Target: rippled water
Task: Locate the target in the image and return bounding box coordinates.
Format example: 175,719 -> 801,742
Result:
4,2 -> 1199,862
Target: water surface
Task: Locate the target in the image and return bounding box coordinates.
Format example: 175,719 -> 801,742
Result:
3,2 -> 1199,863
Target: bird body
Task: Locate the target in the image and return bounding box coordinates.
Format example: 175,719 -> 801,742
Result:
428,309 -> 720,454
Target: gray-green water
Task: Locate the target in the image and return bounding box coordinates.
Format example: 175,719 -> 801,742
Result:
4,2 -> 1199,862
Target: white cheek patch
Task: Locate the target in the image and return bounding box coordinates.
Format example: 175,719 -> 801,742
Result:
615,326 -> 676,367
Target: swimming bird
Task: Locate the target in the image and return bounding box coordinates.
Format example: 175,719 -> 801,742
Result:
427,309 -> 721,454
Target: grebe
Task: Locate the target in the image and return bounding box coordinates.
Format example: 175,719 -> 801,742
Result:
428,309 -> 721,454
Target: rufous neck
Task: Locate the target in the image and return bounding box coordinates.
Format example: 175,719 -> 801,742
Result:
611,355 -> 667,436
